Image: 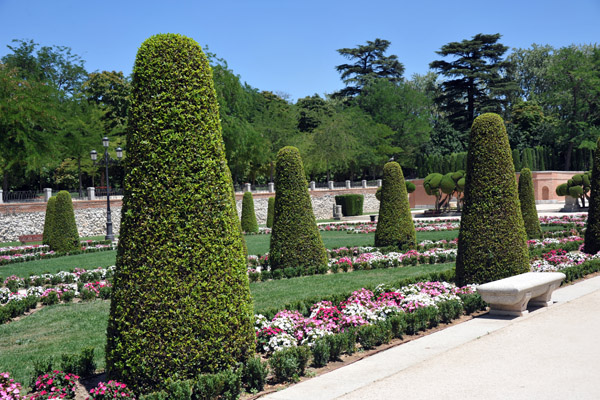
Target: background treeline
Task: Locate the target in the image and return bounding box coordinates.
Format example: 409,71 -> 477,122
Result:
1,34 -> 599,194
415,146 -> 594,178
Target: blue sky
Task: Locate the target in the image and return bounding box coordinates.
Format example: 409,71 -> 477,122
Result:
1,0 -> 599,101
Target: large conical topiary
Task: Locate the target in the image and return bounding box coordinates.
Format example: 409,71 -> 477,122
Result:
269,146 -> 327,270
241,191 -> 259,233
106,34 -> 254,392
456,113 -> 529,285
42,196 -> 57,246
584,138 -> 600,254
374,162 -> 416,249
266,197 -> 275,228
518,168 -> 542,239
48,191 -> 79,252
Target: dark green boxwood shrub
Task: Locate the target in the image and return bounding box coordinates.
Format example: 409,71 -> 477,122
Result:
266,197 -> 275,228
437,300 -> 463,323
585,138 -> 600,254
388,313 -> 407,339
459,293 -> 487,314
241,191 -> 259,233
518,168 -> 542,239
357,321 -> 392,350
324,333 -> 347,361
269,346 -> 310,383
335,194 -> 364,216
192,369 -> 241,400
270,146 -> 327,270
105,33 -> 255,393
311,338 -> 330,367
456,114 -> 529,285
42,196 -> 57,246
374,162 -> 416,250
48,191 -> 79,252
242,356 -> 268,393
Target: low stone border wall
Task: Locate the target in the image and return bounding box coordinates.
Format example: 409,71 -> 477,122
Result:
0,190 -> 380,242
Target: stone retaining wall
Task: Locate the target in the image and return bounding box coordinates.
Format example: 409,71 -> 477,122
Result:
0,190 -> 379,242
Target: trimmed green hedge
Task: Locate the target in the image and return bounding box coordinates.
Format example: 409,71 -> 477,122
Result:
266,197 -> 275,228
47,191 -> 79,252
518,168 -> 542,239
585,137 -> 600,254
335,194 -> 364,216
42,196 -> 57,246
241,192 -> 259,233
374,162 -> 416,250
269,146 -> 327,270
106,33 -> 255,393
456,113 -> 529,285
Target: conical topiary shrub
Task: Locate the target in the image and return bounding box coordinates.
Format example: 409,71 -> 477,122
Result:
584,138 -> 600,254
269,146 -> 327,270
456,113 -> 529,286
105,33 -> 255,393
241,191 -> 259,233
518,168 -> 542,239
42,196 -> 57,246
374,162 -> 416,249
266,197 -> 275,228
48,191 -> 79,252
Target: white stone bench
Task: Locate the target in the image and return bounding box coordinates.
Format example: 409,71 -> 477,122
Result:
476,272 -> 566,317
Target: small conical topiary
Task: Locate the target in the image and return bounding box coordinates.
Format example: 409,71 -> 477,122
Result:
270,146 -> 327,270
584,138 -> 600,254
42,196 -> 57,246
48,191 -> 79,252
518,168 -> 542,239
266,197 -> 275,228
106,33 -> 254,393
456,113 -> 529,286
374,162 -> 416,249
241,191 -> 259,233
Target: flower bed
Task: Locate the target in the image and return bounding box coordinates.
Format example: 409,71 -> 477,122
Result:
255,281 -> 477,353
0,244 -> 114,266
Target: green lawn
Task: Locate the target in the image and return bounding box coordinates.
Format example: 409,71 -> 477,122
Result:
1,230 -> 459,280
0,251 -> 117,281
0,262 -> 454,384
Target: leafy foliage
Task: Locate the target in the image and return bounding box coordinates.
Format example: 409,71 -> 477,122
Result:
584,138 -> 600,254
335,194 -> 364,216
518,168 -> 542,239
48,191 -> 80,252
105,34 -> 255,392
270,146 -> 327,270
266,197 -> 275,228
42,196 -> 57,246
456,114 -> 529,285
241,191 -> 259,233
374,162 -> 416,249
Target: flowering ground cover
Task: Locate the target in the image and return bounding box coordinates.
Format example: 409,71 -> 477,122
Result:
255,281 -> 474,353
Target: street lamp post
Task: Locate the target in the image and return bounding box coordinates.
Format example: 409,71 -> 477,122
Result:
91,137 -> 123,241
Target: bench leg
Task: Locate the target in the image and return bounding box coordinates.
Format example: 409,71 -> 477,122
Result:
488,292 -> 532,317
529,282 -> 559,308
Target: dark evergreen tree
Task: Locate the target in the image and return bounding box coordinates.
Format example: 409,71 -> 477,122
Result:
48,191 -> 79,252
270,146 -> 327,270
456,113 -> 529,285
584,138 -> 600,254
518,168 -> 542,239
334,39 -> 404,98
241,191 -> 259,233
430,33 -> 518,132
105,34 -> 254,392
266,197 -> 275,228
374,161 -> 416,249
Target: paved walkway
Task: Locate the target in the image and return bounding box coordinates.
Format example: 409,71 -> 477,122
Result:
263,275 -> 600,400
